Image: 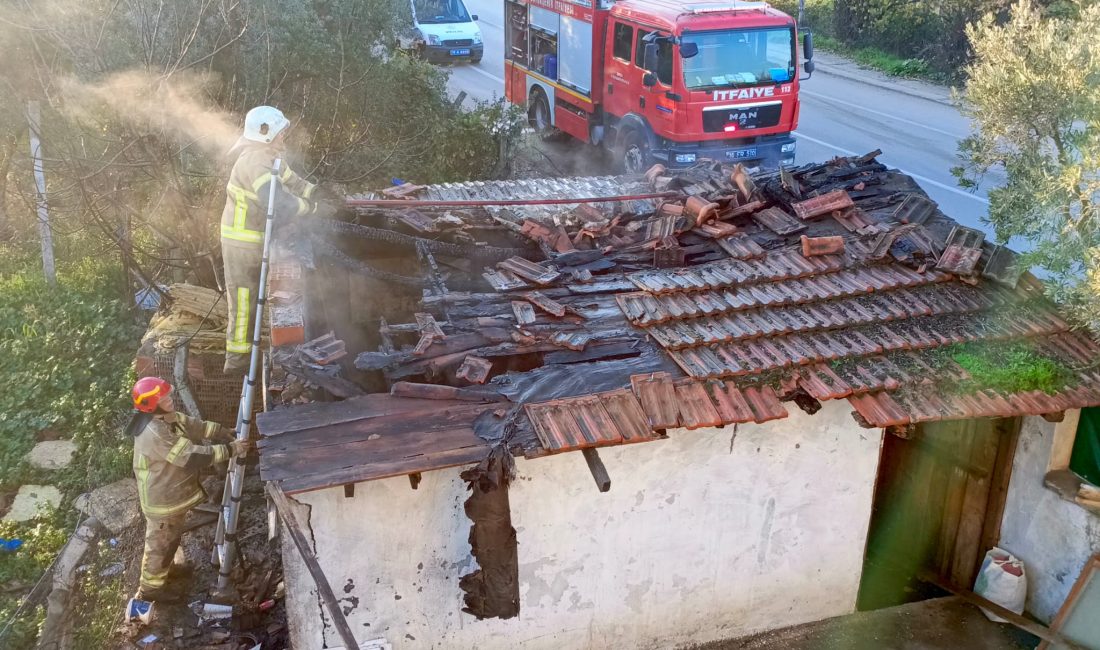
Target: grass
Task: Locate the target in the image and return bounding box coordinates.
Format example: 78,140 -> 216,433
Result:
814,35 -> 934,79
949,343 -> 1072,395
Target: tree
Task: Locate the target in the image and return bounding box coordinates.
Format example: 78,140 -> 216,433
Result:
954,0 -> 1100,332
0,0 -> 522,294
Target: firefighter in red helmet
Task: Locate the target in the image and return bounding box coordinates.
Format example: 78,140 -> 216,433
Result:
129,377 -> 251,601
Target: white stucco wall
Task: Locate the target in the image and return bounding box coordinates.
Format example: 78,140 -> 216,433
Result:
281,400 -> 883,649
998,415 -> 1100,623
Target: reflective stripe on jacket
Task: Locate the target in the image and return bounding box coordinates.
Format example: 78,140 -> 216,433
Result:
133,412 -> 229,517
220,146 -> 316,245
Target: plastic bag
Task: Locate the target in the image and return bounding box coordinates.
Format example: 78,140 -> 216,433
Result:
973,547 -> 1027,622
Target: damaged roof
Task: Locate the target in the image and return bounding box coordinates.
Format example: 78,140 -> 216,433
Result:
256,152 -> 1100,494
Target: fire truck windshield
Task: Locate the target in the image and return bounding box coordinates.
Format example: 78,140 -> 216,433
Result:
681,27 -> 794,90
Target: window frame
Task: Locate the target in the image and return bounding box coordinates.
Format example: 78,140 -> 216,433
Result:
612,22 -> 633,62
633,28 -> 673,86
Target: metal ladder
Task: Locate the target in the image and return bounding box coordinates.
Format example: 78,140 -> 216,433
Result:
213,158 -> 282,593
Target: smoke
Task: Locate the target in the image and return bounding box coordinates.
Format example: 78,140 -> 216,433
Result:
60,70 -> 241,158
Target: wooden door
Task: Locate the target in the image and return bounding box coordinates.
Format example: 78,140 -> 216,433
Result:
858,417 -> 1020,610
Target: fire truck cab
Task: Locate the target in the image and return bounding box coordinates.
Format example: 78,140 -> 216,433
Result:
504,0 -> 814,172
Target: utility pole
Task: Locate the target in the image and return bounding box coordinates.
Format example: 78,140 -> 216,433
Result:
26,101 -> 56,286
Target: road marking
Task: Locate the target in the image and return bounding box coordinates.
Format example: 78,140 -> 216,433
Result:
796,90 -> 968,139
794,131 -> 990,205
466,65 -> 505,85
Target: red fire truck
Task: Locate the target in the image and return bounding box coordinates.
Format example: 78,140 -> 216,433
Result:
503,0 -> 814,172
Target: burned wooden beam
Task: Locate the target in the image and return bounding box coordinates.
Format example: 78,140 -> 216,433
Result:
343,483 -> 355,498
582,448 -> 611,493
409,472 -> 422,490
390,381 -> 507,402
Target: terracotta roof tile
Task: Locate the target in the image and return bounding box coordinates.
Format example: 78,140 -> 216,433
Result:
798,364 -> 854,400
704,380 -> 758,423
630,372 -> 680,429
674,380 -> 725,429
849,392 -> 911,427
599,390 -> 659,444
743,386 -> 788,423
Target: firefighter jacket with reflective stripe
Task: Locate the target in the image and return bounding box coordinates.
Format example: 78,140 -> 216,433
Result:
133,412 -> 230,517
220,145 -> 317,245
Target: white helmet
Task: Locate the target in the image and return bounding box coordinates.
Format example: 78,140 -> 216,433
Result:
242,106 -> 290,144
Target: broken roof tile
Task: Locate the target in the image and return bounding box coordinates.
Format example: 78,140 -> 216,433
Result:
791,190 -> 854,220
801,235 -> 846,257
455,356 -> 493,384
522,291 -> 567,318
512,300 -> 536,325
936,226 -> 985,275
497,256 -> 561,285
483,267 -> 528,291
751,207 -> 807,235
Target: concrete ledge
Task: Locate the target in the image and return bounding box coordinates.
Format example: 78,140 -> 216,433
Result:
813,52 -> 958,108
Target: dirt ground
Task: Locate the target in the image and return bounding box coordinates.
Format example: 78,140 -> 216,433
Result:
694,597 -> 1039,650
117,471 -> 286,650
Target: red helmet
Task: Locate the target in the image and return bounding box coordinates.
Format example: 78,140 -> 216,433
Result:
132,377 -> 172,413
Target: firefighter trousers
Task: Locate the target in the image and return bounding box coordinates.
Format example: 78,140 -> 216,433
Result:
222,241 -> 263,374
138,512 -> 188,594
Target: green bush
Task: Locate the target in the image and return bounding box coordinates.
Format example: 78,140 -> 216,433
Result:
0,252 -> 138,650
0,509 -> 72,649
0,254 -> 138,494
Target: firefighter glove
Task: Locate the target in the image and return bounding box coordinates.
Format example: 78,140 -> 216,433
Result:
229,439 -> 253,457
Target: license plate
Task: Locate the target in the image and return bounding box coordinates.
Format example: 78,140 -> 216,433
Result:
727,148 -> 757,160
450,48 -> 470,56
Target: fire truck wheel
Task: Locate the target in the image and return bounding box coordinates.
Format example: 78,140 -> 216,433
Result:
527,89 -> 552,134
617,129 -> 649,174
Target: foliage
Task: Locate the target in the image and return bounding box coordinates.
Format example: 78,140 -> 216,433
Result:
953,0 -> 1100,333
814,35 -> 930,78
949,342 -> 1072,394
70,539 -> 127,648
0,509 -> 72,649
0,0 -> 520,288
0,254 -> 139,494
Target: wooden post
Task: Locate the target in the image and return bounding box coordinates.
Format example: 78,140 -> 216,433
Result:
266,483 -> 359,650
26,101 -> 56,286
582,448 -> 611,492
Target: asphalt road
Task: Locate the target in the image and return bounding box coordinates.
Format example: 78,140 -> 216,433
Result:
443,0 -> 1008,242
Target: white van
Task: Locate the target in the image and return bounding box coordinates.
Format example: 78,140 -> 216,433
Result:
412,0 -> 484,63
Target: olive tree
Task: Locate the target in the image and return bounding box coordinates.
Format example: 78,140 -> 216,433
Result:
953,0 -> 1100,331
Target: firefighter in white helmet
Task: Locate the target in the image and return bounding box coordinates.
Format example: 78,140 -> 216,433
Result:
220,106 -> 330,374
